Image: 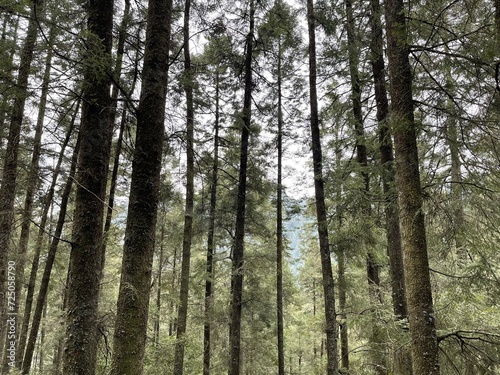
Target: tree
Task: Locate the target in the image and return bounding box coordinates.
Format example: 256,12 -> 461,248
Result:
62,0 -> 114,372
110,0 -> 172,372
173,0 -> 196,371
384,0 -> 440,373
306,0 -> 338,374
228,1 -> 256,374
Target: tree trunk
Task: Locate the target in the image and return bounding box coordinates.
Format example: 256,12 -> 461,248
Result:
62,0 -> 114,372
203,72 -> 220,375
306,1 -> 338,374
154,224 -> 165,346
173,0 -> 195,371
18,97 -> 80,368
0,1 -> 42,359
22,133 -> 81,375
276,39 -> 285,375
384,0 -> 440,373
228,2 -> 255,374
110,0 -> 172,372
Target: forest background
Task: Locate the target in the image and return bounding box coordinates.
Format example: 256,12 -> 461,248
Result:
1,0 -> 500,374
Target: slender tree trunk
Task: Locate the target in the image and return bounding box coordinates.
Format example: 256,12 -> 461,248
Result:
203,72 -> 220,375
306,1 -> 338,374
154,224 -> 165,346
334,129 -> 348,372
228,2 -> 255,374
100,0 -> 132,281
276,39 -> 285,375
18,97 -> 80,367
173,0 -> 195,372
385,0 -> 440,373
8,25 -> 55,372
110,0 -> 172,372
22,134 -> 81,375
62,0 -> 114,372
0,2 -> 42,359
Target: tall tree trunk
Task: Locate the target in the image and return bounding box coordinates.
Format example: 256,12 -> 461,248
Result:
100,0 -> 132,281
306,1 -> 338,374
110,0 -> 172,372
384,0 -> 440,373
8,25 -> 55,372
276,39 -> 285,375
18,97 -> 80,367
344,0 -> 385,372
22,133 -> 81,375
228,2 -> 255,374
154,224 -> 165,346
173,0 -> 195,372
203,72 -> 220,375
62,0 -> 114,372
0,1 -> 42,359
334,128 -> 348,372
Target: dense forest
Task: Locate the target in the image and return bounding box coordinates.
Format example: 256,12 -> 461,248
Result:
1,0 -> 500,374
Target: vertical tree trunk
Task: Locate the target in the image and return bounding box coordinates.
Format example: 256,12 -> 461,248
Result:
276,39 -> 285,375
7,25 -> 55,372
154,224 -> 165,346
22,134 -> 81,375
384,0 -> 440,373
173,0 -> 195,371
110,0 -> 172,372
62,0 -> 114,372
0,1 -> 42,357
203,72 -> 220,375
306,1 -> 338,374
228,2 -> 255,374
18,97 -> 80,367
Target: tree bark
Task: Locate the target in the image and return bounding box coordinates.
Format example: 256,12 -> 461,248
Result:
228,1 -> 255,373
307,1 -> 338,374
173,0 -> 195,371
62,0 -> 114,372
110,0 -> 172,372
203,71 -> 220,375
384,0 -> 440,373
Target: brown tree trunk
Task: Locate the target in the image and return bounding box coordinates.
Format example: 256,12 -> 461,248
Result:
307,1 -> 338,374
228,2 -> 255,374
0,2 -> 42,360
384,0 -> 440,373
22,133 -> 81,375
110,0 -> 172,372
62,0 -> 114,372
173,0 -> 195,372
203,72 -> 220,375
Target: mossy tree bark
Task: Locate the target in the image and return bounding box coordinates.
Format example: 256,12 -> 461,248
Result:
307,0 -> 338,374
62,0 -> 114,373
110,0 -> 172,373
384,0 -> 440,373
228,1 -> 255,374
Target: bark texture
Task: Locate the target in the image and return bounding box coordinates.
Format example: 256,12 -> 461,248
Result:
110,0 -> 172,372
307,1 -> 338,374
384,0 -> 440,373
228,1 -> 255,373
62,0 -> 114,372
